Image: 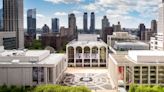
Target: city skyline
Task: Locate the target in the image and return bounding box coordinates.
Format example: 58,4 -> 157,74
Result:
0,0 -> 161,29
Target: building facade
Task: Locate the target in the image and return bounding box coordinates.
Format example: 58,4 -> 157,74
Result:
150,1 -> 164,50
1,0 -> 24,49
109,50 -> 164,89
66,34 -> 108,67
68,13 -> 77,39
138,23 -> 146,40
101,16 -> 110,38
52,18 -> 59,33
42,24 -> 50,34
113,22 -> 121,32
90,12 -> 95,33
0,9 -> 3,31
83,12 -> 88,33
0,46 -> 67,86
107,32 -> 138,48
151,20 -> 157,33
27,9 -> 36,38
102,27 -> 113,43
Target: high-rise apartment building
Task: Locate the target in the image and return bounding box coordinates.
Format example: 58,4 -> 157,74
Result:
83,12 -> 88,33
52,18 -> 59,33
1,0 -> 24,49
151,20 -> 157,33
27,9 -> 36,38
68,13 -> 77,38
101,16 -> 110,38
90,12 -> 95,33
0,9 -> 3,31
138,23 -> 146,40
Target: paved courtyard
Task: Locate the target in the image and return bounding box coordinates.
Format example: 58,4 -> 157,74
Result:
60,68 -> 114,90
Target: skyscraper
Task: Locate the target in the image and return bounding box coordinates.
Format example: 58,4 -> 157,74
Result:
27,8 -> 36,38
0,9 -> 3,31
52,18 -> 59,33
90,12 -> 95,33
83,12 -> 88,33
151,20 -> 157,33
138,23 -> 146,40
68,13 -> 77,38
2,0 -> 24,49
158,1 -> 164,34
101,16 -> 110,38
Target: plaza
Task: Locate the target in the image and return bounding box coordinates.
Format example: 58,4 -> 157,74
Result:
60,68 -> 117,92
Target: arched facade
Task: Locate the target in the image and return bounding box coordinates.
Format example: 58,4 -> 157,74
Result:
67,44 -> 108,67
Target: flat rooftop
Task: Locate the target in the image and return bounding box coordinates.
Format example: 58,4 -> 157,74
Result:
0,48 -> 66,65
78,34 -> 99,41
67,40 -> 108,47
0,50 -> 49,57
38,54 -> 65,65
109,54 -> 134,65
128,50 -> 164,63
115,41 -> 149,46
109,50 -> 164,65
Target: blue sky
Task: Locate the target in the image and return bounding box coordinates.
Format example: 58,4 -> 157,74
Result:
0,0 -> 161,29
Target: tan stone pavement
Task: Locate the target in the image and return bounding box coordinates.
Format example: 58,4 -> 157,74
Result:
65,68 -> 118,92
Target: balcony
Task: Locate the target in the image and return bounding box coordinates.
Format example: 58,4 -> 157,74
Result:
91,54 -> 99,59
92,60 -> 98,63
76,53 -> 99,59
76,53 -> 83,59
134,73 -> 140,76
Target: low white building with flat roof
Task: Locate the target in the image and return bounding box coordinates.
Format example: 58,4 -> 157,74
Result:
114,41 -> 149,51
0,46 -> 67,86
107,32 -> 149,51
109,50 -> 164,89
66,34 -> 108,67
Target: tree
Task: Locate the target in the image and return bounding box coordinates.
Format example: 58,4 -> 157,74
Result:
33,85 -> 91,92
129,84 -> 138,92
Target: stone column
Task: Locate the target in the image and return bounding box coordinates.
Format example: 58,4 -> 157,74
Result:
156,66 -> 158,84
82,47 -> 84,67
132,66 -> 134,83
74,47 -> 76,67
140,66 -> 142,84
98,47 -> 100,67
148,66 -> 150,84
44,67 -> 48,84
90,47 -> 92,67
106,47 -> 108,67
124,66 -> 126,88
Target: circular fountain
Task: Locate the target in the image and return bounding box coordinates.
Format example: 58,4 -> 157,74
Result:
80,77 -> 93,82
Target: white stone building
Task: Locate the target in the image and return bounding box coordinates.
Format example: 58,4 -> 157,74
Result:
66,34 -> 108,67
150,1 -> 164,50
109,50 -> 164,89
0,46 -> 67,86
107,32 -> 149,51
107,32 -> 137,47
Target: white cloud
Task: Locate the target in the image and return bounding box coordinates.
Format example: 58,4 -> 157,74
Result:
28,0 -> 162,28
54,12 -> 67,16
36,14 -> 45,18
44,0 -> 82,4
84,3 -> 98,11
81,0 -> 161,28
72,10 -> 81,14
